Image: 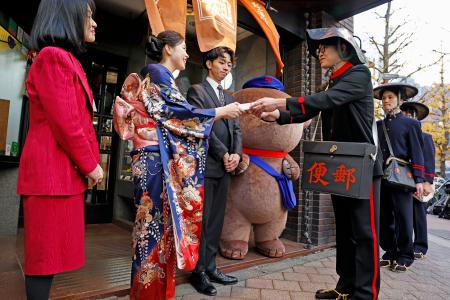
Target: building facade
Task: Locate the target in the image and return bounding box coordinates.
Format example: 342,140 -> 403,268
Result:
0,1 -> 388,248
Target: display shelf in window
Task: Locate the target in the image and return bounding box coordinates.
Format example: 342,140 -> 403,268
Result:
100,135 -> 112,151
119,140 -> 134,182
101,118 -> 113,134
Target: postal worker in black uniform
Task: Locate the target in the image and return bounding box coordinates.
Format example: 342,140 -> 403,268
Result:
374,83 -> 425,273
400,101 -> 435,259
251,27 -> 383,300
187,47 -> 241,296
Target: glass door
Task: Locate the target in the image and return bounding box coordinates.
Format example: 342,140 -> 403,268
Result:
80,49 -> 127,224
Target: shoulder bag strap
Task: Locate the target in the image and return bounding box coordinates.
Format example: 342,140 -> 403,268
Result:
381,120 -> 395,157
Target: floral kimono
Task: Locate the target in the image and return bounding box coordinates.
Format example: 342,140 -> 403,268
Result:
113,64 -> 215,299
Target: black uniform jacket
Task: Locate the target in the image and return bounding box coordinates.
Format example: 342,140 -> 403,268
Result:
187,81 -> 242,178
377,113 -> 425,183
278,62 -> 383,177
423,132 -> 435,183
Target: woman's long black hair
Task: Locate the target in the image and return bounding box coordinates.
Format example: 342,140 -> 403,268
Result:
30,0 -> 95,54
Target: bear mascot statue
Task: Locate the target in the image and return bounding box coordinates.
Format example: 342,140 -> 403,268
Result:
219,76 -> 306,259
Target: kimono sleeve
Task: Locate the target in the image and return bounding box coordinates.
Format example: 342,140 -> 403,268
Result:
143,83 -> 215,139
113,98 -> 136,140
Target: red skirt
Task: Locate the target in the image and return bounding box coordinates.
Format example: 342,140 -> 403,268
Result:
23,193 -> 85,275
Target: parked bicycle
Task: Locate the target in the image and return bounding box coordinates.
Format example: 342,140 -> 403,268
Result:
427,177 -> 450,217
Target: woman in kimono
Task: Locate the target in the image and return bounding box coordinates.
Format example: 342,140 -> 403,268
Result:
113,30 -> 242,299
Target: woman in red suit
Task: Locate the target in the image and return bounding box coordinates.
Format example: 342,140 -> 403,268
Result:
17,0 -> 102,298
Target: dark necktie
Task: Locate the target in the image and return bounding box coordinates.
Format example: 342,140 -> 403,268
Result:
217,84 -> 225,106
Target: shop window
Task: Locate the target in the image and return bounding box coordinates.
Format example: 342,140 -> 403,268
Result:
0,20 -> 30,163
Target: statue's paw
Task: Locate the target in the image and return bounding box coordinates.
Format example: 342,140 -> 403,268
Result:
255,239 -> 286,258
282,159 -> 293,179
233,154 -> 250,175
219,240 -> 248,260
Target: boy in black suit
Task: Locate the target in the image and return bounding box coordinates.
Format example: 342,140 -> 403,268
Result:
187,47 -> 242,296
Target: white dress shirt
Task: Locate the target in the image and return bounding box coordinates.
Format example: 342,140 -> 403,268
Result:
206,76 -> 222,101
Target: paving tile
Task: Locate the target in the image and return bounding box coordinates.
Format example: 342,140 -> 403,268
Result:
246,278 -> 274,289
292,266 -> 319,274
289,291 -> 316,300
316,267 -> 336,275
272,279 -> 301,291
298,281 -> 325,293
181,294 -> 214,300
230,286 -> 260,299
260,289 -> 291,300
282,271 -> 310,282
320,260 -> 336,268
409,292 -> 445,300
379,288 -> 408,299
279,267 -> 294,273
216,285 -> 233,297
259,272 -> 285,280
302,261 -> 324,268
307,274 -> 336,284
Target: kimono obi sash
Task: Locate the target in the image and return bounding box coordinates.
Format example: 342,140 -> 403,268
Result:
130,145 -> 160,156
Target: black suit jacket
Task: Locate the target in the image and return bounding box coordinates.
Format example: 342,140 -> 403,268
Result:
187,81 -> 242,178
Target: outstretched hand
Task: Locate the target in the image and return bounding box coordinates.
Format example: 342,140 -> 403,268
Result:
260,110 -> 280,122
249,97 -> 286,117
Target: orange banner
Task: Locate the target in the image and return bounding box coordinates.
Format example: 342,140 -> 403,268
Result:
144,0 -> 187,37
239,0 -> 284,77
192,0 -> 237,52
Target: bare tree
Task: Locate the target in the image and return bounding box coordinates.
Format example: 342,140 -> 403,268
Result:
422,51 -> 450,177
367,2 -> 438,83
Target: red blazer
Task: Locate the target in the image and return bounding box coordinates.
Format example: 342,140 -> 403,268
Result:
17,47 -> 100,195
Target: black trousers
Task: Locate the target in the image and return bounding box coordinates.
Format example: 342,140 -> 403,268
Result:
194,174 -> 230,274
380,185 -> 414,266
332,178 -> 381,300
413,200 -> 428,254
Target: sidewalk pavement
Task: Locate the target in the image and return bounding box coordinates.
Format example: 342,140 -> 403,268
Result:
110,215 -> 450,300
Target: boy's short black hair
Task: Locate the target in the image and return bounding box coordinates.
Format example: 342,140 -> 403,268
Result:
202,47 -> 235,69
30,0 -> 95,54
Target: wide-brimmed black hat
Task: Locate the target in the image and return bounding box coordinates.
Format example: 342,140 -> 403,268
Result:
306,27 -> 367,64
373,83 -> 418,100
400,102 -> 430,120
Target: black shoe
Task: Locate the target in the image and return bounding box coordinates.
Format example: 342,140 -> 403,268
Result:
380,259 -> 394,268
315,288 -> 350,299
189,272 -> 217,296
390,263 -> 408,273
206,269 -> 238,285
414,252 -> 425,259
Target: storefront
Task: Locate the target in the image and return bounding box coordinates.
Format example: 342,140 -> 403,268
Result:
0,0 -> 389,244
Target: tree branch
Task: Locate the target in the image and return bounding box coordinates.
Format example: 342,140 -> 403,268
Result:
388,24 -> 402,39
369,36 -> 384,58
404,57 -> 441,78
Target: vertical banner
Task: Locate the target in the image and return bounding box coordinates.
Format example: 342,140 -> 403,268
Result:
238,0 -> 284,77
192,0 -> 237,52
144,0 -> 187,37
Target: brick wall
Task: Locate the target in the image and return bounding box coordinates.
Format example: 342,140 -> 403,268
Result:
282,13 -> 354,247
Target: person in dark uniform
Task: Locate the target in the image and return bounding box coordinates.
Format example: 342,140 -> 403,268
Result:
251,27 -> 383,300
374,83 -> 425,273
400,101 -> 435,259
187,46 -> 242,296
